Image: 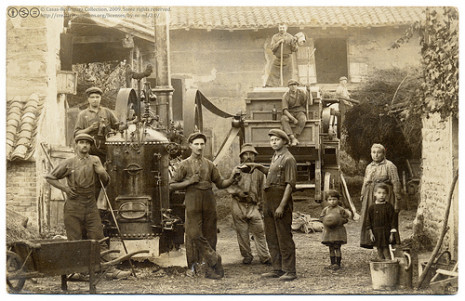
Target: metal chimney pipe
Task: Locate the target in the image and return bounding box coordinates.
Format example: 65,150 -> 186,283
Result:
153,11 -> 173,129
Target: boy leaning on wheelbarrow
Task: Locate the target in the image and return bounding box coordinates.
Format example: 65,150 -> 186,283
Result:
45,133 -> 130,280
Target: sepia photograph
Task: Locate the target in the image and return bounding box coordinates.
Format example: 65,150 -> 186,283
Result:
2,0 -> 461,296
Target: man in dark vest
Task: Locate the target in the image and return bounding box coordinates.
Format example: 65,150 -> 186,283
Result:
45,133 -> 131,280
74,86 -> 119,164
245,129 -> 298,281
170,132 -> 240,279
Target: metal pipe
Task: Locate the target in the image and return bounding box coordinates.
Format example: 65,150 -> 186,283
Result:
153,10 -> 173,128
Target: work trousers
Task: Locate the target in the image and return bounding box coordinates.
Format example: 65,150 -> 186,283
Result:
281,111 -> 307,137
63,196 -> 105,242
231,199 -> 270,262
263,186 -> 296,273
266,56 -> 292,87
184,188 -> 220,268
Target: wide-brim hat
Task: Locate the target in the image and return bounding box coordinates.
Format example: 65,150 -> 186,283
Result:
268,129 -> 290,145
187,132 -> 207,143
339,76 -> 348,81
287,79 -> 299,86
85,86 -> 103,96
74,133 -> 95,145
240,143 -> 258,156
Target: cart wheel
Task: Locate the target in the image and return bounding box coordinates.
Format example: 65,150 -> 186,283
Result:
7,251 -> 26,293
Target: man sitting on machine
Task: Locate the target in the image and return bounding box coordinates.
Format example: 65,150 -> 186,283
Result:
281,79 -> 311,146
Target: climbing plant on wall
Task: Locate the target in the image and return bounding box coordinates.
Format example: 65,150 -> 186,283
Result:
391,6 -> 458,120
343,7 -> 458,170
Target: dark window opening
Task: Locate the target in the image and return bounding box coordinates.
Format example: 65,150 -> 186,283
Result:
314,38 -> 348,83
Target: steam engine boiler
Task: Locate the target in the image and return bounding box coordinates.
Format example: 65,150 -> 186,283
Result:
103,87 -> 184,261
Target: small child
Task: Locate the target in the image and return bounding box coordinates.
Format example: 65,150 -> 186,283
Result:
366,183 -> 399,260
320,190 -> 350,270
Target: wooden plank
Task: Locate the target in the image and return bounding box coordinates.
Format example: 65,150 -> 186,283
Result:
73,35 -> 122,44
213,127 -> 240,165
434,269 -> 458,277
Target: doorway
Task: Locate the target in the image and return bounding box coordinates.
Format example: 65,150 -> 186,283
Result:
314,38 -> 348,83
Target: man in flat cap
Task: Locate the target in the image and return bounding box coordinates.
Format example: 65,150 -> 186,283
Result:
170,132 -> 241,279
244,129 -> 297,281
334,76 -> 359,137
335,76 -> 351,103
74,86 -> 120,164
266,24 -> 300,87
281,79 -> 312,146
45,133 -> 131,280
226,143 -> 271,265
335,76 -> 360,105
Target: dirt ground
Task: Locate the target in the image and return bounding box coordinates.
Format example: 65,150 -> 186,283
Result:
9,193 -> 437,296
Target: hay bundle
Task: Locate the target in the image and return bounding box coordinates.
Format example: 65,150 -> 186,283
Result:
6,208 -> 39,245
342,67 -> 422,170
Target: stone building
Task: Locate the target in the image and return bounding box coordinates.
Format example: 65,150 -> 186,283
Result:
414,115 -> 458,259
66,6 -> 426,172
166,7 -> 426,173
6,14 -> 65,231
5,7 -> 458,257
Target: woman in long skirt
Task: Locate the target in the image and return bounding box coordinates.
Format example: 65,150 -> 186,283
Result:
359,143 -> 402,249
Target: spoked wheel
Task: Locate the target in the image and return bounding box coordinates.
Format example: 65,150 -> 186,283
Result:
7,251 -> 26,293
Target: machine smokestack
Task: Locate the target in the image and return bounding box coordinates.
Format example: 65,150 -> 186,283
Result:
153,11 -> 173,129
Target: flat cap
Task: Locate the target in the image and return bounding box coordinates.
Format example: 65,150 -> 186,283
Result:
187,132 -> 207,143
240,143 -> 258,156
287,79 -> 299,86
74,133 -> 95,145
339,76 -> 348,81
268,129 -> 290,145
85,86 -> 103,95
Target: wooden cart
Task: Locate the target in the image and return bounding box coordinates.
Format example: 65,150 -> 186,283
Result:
7,239 -> 148,293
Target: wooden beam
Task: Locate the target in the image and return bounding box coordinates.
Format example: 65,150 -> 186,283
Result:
72,35 -> 122,44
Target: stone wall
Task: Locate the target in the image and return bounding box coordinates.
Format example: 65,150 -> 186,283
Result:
6,16 -> 49,97
414,115 -> 458,258
6,12 -> 64,229
170,27 -> 421,99
5,161 -> 39,226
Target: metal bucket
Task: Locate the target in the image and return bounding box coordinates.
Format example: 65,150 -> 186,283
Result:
369,260 -> 399,290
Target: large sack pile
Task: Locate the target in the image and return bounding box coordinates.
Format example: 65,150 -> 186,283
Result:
292,212 -> 324,234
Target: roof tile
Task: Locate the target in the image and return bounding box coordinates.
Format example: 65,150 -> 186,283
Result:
71,7 -> 426,35
166,7 -> 425,30
6,93 -> 43,161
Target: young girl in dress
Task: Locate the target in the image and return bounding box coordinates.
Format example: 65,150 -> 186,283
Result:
320,190 -> 350,270
366,183 -> 398,260
359,143 -> 401,249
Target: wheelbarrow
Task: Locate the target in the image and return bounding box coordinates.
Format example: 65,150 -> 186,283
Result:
6,238 -> 149,293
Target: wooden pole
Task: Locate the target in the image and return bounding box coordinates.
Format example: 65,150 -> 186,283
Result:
40,143 -> 67,203
280,42 -> 284,86
417,171 -> 458,289
307,47 -> 310,85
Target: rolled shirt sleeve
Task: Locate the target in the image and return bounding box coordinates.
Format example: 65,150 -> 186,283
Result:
282,156 -> 297,190
92,156 -> 110,185
170,161 -> 188,183
282,92 -> 290,111
210,163 -> 224,187
265,150 -> 297,191
45,160 -> 71,181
